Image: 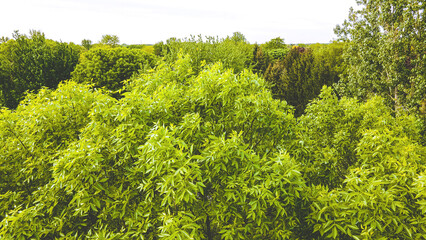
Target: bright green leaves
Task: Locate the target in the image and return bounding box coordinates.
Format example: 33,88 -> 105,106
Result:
200,133 -> 306,239
0,81 -> 110,237
2,53 -> 424,239
298,87 -> 426,239
1,57 -> 305,239
157,34 -> 253,74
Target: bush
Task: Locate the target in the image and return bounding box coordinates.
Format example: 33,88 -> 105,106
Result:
0,31 -> 83,109
293,87 -> 426,239
71,46 -> 156,95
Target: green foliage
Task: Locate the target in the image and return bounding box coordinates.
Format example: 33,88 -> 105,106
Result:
262,37 -> 286,51
153,41 -> 168,57
293,87 -> 426,239
264,46 -> 315,116
229,31 -> 247,43
267,48 -> 289,60
0,31 -> 83,109
262,37 -> 289,61
100,34 -> 120,47
252,44 -> 271,75
264,43 -> 345,116
158,34 -> 254,74
124,44 -> 155,54
1,27 -> 426,238
0,56 -> 312,239
81,39 -> 92,50
71,46 -> 156,95
335,0 -> 426,112
0,37 -> 9,43
0,81 -> 111,225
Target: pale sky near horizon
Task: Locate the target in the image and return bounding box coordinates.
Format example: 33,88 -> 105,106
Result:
1,0 -> 358,45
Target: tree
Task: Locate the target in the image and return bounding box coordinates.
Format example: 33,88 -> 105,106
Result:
161,34 -> 253,74
264,44 -> 345,116
294,87 -> 426,239
81,39 -> 92,50
100,34 -> 120,47
262,37 -> 289,61
0,37 -> 9,43
0,56 -> 310,239
263,37 -> 286,50
153,41 -> 168,57
335,0 -> 426,113
251,43 -> 271,75
264,46 -> 316,116
71,46 -> 156,95
229,31 -> 247,43
1,56 -> 426,239
0,31 -> 83,108
0,81 -> 110,227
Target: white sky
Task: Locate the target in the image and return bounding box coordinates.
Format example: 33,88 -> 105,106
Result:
0,0 -> 357,45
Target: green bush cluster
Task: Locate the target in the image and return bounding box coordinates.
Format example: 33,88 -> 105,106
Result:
0,1 -> 425,238
0,56 -> 306,239
1,56 -> 425,239
155,34 -> 344,116
71,46 -> 157,96
0,31 -> 83,109
293,87 -> 426,239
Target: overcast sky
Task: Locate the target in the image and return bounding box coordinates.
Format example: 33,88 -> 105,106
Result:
1,0 -> 357,45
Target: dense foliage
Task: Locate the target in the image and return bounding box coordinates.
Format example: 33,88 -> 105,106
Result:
295,87 -> 426,239
1,1 -> 425,238
154,33 -> 253,74
71,46 -> 156,95
0,31 -> 83,108
264,43 -> 345,116
0,56 -> 310,239
154,34 -> 344,115
262,37 -> 289,61
1,55 -> 425,239
335,0 -> 426,113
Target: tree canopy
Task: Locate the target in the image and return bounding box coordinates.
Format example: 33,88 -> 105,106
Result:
1,3 -> 425,237
1,55 -> 425,239
71,45 -> 156,95
335,0 -> 426,113
0,31 -> 82,108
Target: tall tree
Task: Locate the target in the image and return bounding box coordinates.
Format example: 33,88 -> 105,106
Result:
100,34 -> 120,47
229,31 -> 247,43
262,37 -> 289,61
335,0 -> 426,113
264,43 -> 345,116
252,43 -> 271,75
81,39 -> 92,50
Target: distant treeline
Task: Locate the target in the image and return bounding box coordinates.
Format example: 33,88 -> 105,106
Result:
0,31 -> 345,117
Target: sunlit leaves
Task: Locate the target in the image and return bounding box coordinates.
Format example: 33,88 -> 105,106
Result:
298,87 -> 426,239
0,56 -> 305,239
